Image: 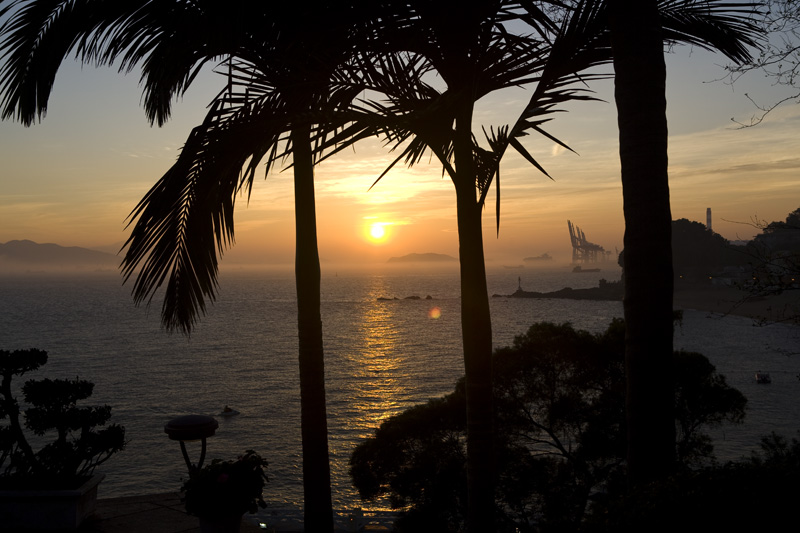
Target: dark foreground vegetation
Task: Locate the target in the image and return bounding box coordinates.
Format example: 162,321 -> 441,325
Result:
350,320 -> 798,532
0,348 -> 125,490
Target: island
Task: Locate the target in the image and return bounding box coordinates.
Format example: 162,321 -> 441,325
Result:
387,252 -> 458,263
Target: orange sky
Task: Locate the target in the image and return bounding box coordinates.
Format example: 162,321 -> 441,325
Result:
1,46 -> 798,270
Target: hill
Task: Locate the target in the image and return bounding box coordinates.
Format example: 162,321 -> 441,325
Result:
0,240 -> 118,272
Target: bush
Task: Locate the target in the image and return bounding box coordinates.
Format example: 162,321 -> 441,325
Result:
0,348 -> 125,489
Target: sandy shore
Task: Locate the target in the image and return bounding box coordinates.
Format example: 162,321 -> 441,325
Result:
673,285 -> 797,324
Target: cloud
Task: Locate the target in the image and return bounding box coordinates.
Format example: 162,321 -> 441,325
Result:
551,143 -> 568,157
704,157 -> 800,175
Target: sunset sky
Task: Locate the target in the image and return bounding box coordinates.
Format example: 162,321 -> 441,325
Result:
1,42 -> 798,269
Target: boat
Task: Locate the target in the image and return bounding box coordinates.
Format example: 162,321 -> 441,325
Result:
755,372 -> 772,384
219,406 -> 240,417
523,253 -> 553,262
572,265 -> 600,273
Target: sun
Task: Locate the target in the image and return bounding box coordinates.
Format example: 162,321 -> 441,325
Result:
365,219 -> 397,245
370,223 -> 386,240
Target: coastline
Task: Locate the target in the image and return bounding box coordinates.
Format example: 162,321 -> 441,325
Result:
497,280 -> 797,325
674,285 -> 797,324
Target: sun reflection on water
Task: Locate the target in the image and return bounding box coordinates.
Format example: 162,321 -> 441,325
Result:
348,298 -> 408,438
324,278 -> 425,509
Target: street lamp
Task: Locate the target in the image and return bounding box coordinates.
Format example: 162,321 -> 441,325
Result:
164,414 -> 219,472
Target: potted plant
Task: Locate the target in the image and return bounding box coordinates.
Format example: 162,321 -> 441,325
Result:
0,348 -> 126,530
181,450 -> 269,533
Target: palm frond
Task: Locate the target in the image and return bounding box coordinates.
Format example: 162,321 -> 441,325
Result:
658,1 -> 763,63
0,0 -> 143,124
471,0 -> 610,210
121,88 -> 287,334
89,2 -> 274,126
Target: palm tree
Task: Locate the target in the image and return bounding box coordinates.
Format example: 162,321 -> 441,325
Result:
0,2 -> 375,530
608,0 -> 676,492
605,0 -> 760,491
328,3 -> 612,529
332,1 -> 761,525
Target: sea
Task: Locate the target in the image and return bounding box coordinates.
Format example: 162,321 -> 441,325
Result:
1,265 -> 799,528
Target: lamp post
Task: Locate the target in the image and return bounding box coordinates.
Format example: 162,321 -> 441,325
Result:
164,414 -> 219,472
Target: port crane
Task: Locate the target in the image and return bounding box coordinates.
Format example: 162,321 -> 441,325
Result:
567,220 -> 607,264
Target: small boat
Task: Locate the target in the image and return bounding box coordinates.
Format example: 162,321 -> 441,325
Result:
755,372 -> 772,384
220,406 -> 240,417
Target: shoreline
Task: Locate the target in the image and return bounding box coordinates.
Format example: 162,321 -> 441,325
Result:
497,281 -> 797,325
674,285 -> 797,324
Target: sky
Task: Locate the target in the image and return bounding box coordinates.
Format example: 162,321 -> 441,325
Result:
1,35 -> 798,270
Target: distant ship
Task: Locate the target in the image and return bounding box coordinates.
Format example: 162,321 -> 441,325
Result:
573,265 -> 600,273
523,253 -> 553,262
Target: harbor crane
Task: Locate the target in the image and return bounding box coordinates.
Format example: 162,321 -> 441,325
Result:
567,220 -> 607,264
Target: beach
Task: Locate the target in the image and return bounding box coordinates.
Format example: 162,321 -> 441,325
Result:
674,285 -> 798,324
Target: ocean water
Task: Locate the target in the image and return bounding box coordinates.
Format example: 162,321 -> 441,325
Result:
1,265 -> 798,524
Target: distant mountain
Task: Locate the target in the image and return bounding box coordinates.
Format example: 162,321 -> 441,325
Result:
387,252 -> 458,263
0,240 -> 118,271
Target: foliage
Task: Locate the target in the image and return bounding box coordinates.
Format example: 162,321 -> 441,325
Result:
672,350 -> 746,462
620,218 -> 751,283
349,320 -> 746,532
350,391 -> 468,532
737,206 -> 800,326
671,218 -> 749,282
762,206 -> 800,234
750,206 -> 800,254
0,348 -> 126,489
586,432 -> 800,531
181,450 -> 269,520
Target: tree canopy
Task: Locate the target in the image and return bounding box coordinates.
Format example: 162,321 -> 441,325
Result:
740,206 -> 800,326
671,218 -> 749,281
349,320 -> 746,532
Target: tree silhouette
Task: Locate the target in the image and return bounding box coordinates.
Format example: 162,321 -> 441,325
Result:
0,2 -> 379,529
330,3 -> 611,529
349,320 -> 746,531
606,0 -> 759,492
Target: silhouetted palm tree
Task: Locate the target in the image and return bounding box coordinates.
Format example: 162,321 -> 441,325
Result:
0,2 -> 377,530
605,0 -> 760,491
328,3 -> 611,529
329,1 -> 760,526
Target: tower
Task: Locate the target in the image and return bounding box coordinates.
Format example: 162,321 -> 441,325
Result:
706,208 -> 712,232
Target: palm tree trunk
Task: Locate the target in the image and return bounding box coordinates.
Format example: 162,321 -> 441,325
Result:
292,123 -> 334,532
609,0 -> 676,490
453,103 -> 495,533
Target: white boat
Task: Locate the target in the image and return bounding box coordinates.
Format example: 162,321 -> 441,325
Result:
755,372 -> 772,384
